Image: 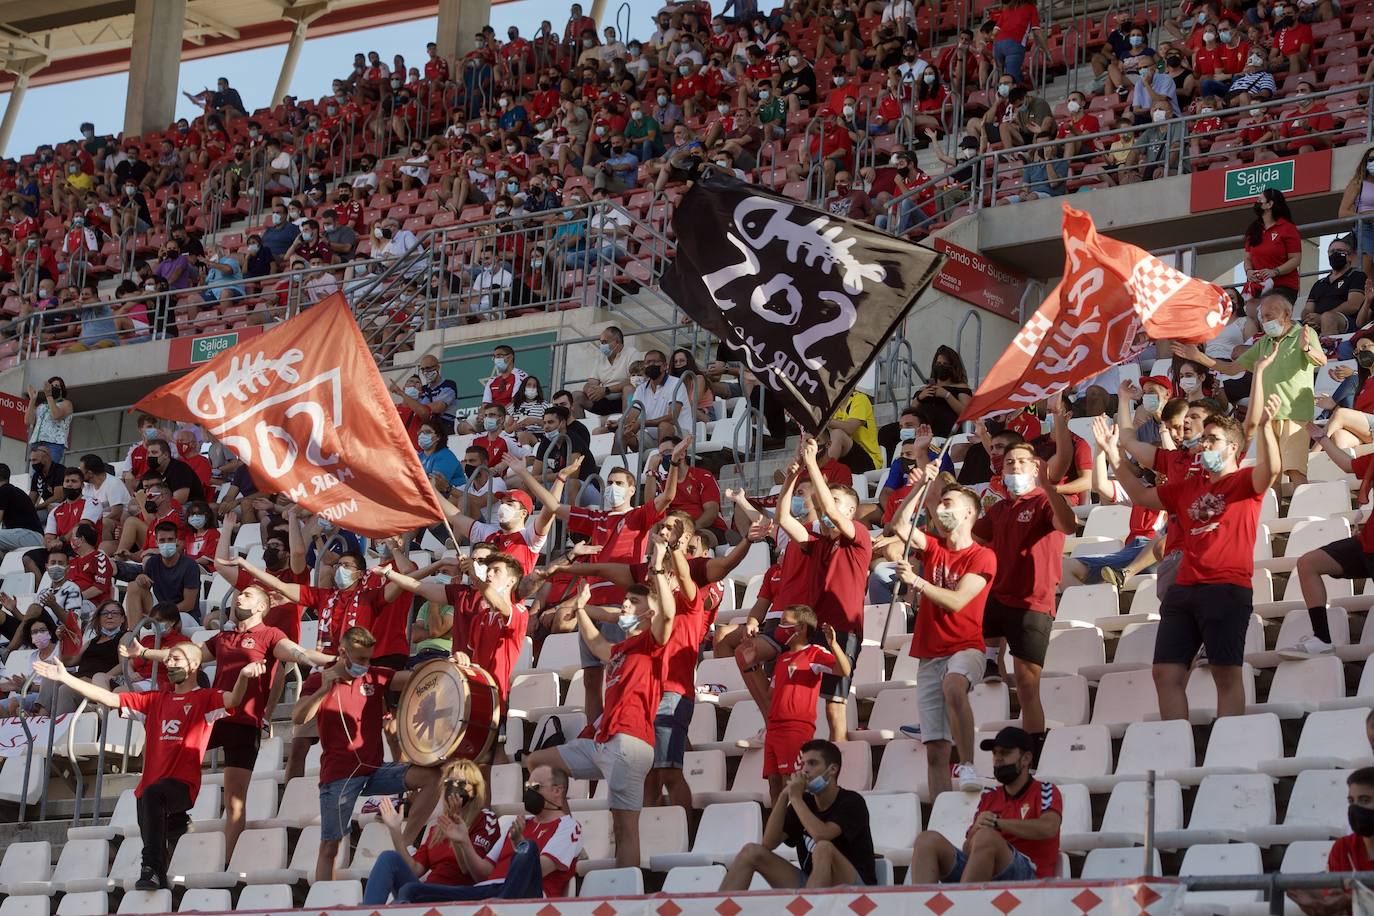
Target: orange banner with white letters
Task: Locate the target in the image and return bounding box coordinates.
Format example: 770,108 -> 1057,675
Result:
134,293 -> 445,537
960,205 -> 1229,421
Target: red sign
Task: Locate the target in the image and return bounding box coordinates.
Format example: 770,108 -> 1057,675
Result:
931,238 -> 1027,321
0,392 -> 24,441
1189,147 -> 1333,212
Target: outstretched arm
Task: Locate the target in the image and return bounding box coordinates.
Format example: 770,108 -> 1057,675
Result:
801,436 -> 856,540
223,557 -> 303,603
31,658 -> 121,708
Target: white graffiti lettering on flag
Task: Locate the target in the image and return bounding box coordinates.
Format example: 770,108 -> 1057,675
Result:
135,294 -> 446,538
0,714 -> 72,757
183,348 -> 342,479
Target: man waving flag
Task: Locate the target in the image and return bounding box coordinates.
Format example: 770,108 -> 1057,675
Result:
960,205 -> 1230,422
135,293 -> 445,537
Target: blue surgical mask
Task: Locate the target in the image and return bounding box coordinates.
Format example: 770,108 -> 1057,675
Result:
598,342 -> 613,356
345,660 -> 368,678
898,427 -> 917,442
417,432 -> 435,450
100,626 -> 122,637
157,542 -> 178,559
1141,393 -> 1160,413
605,483 -> 628,506
335,567 -> 358,589
617,612 -> 639,631
494,357 -> 509,372
403,386 -> 420,398
1182,434 -> 1201,449
1262,319 -> 1287,338
483,417 -> 499,432
187,515 -> 206,530
1004,473 -> 1035,497
1200,449 -> 1226,472
790,495 -> 808,517
805,773 -> 829,794
1129,34 -> 1144,46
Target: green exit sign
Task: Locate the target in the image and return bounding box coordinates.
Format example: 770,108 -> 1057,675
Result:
190,332 -> 240,364
167,325 -> 263,372
1223,160 -> 1294,203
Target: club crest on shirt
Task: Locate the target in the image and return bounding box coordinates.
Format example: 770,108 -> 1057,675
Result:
1016,508 -> 1034,523
1186,491 -> 1226,534
360,683 -> 376,696
182,704 -> 192,715
242,638 -> 256,650
1020,803 -> 1030,818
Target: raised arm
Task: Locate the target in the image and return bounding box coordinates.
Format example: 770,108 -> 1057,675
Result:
225,556 -> 303,603
1251,393 -> 1282,493
1095,416 -> 1165,511
378,563 -> 449,605
652,436 -> 691,513
775,462 -> 810,545
801,436 -> 856,540
31,658 -> 121,708
647,538 -> 677,646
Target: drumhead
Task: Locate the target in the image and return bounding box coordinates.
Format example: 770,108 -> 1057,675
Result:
396,658 -> 486,767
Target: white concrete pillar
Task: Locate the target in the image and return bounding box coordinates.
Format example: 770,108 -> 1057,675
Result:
0,67 -> 33,157
124,0 -> 186,137
438,0 -> 493,61
271,19 -> 310,108
590,0 -> 610,28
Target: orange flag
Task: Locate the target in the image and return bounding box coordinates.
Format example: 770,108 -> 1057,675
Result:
960,205 -> 1229,422
135,293 -> 445,537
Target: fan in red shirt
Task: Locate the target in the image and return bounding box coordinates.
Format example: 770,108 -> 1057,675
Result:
359,760 -> 506,905
1289,768 -> 1374,915
43,468 -> 101,547
777,438 -> 872,743
672,64 -> 709,117
235,549 -> 395,657
1243,192 -> 1302,299
295,627 -> 443,882
1098,400 -> 1279,723
35,645 -> 255,891
760,605 -> 851,802
67,524 -> 115,605
912,726 -> 1063,883
970,438 -> 1078,746
1270,12 -> 1312,72
894,479 -> 998,797
128,603 -> 194,691
1055,91 -> 1101,156
1278,82 -> 1335,154
423,42 -> 451,82
525,550 -> 674,871
132,580 -> 332,859
806,111 -> 855,186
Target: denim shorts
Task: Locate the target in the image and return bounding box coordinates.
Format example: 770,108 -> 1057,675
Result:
578,619 -> 627,669
943,847 -> 1037,883
318,761 -> 410,841
652,691 -> 694,768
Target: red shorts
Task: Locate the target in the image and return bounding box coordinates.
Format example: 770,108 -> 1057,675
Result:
763,720 -> 816,777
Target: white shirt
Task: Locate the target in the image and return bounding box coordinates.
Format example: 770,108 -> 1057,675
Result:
883,0 -> 917,22
589,343 -> 641,388
473,267 -> 514,310
85,474 -> 130,509
629,377 -> 693,435
458,475 -> 509,522
351,171 -> 380,191
398,154 -> 430,183
590,205 -> 632,237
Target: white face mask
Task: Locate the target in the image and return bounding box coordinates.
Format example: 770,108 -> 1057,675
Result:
997,83 -> 1011,97
605,483 -> 628,506
1003,473 -> 1035,497
788,56 -> 800,68
496,502 -> 522,525
1066,100 -> 1081,114
1151,109 -> 1167,122
1178,375 -> 1200,393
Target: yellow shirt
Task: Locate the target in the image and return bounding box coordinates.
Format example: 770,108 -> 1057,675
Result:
833,391 -> 880,468
65,172 -> 95,194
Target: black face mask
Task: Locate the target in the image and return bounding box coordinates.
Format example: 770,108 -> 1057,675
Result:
644,364 -> 663,380
1350,804 -> 1374,837
233,603 -> 258,623
1165,55 -> 1182,66
993,762 -> 1023,785
932,363 -> 952,381
1330,251 -> 1349,271
144,499 -> 159,514
262,546 -> 283,569
1357,350 -> 1374,370
523,785 -> 548,816
463,463 -> 479,476
63,486 -> 81,501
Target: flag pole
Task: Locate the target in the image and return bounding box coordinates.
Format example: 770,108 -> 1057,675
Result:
885,435 -> 957,622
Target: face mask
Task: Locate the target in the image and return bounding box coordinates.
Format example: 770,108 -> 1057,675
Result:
923,72 -> 936,85
1151,109 -> 1167,123
842,105 -> 855,118
759,89 -> 770,100
167,666 -> 189,685
1247,55 -> 1264,68
404,385 -> 420,398
187,514 -> 207,530
62,486 -> 81,501
645,364 -> 663,381
345,659 -> 369,678
679,65 -> 691,76
1350,804 -> 1374,837
605,483 -> 628,506
301,231 -> 314,242
270,213 -> 284,226
1204,31 -> 1217,42
262,546 -> 282,569
1200,448 -> 1226,472
896,427 -> 919,443
935,507 -> 962,531
1066,100 -> 1081,114
233,602 -> 258,623
1004,473 -> 1035,497
525,385 -> 540,399
630,109 -> 644,121
805,773 -> 830,794
247,242 -> 260,255
993,762 -> 1022,785
30,630 -> 52,649
1330,251 -> 1349,270
630,375 -> 646,387
1178,375 -> 1200,393
1263,319 -> 1287,338
997,83 -> 1010,97
158,542 -> 178,560
790,495 -> 808,517
482,417 -> 499,432
494,357 -> 509,372
421,368 -> 439,383
1357,350 -> 1374,369
335,567 -> 358,589
657,95 -> 668,105
496,502 -> 522,525
100,626 -> 122,637
617,611 -> 640,631
1129,35 -> 1144,47
523,785 -> 548,816
788,56 -> 800,68
1141,393 -> 1161,413
417,432 -> 435,450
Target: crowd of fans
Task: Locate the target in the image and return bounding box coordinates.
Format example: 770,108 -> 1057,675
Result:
7,0 -> 1374,909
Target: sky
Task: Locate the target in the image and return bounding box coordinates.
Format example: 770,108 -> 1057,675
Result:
0,0 -> 662,158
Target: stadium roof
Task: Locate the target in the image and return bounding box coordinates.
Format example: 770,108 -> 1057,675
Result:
0,0 -> 502,92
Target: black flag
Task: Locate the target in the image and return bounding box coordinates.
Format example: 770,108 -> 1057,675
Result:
660,172 -> 943,435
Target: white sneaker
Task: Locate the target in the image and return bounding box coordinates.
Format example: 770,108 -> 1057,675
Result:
953,762 -> 982,792
736,727 -> 767,749
1279,634 -> 1335,659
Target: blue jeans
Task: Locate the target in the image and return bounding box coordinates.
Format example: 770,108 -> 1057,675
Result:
1332,374 -> 1359,411
944,846 -> 1038,882
563,243 -> 627,271
362,850 -> 421,905
995,39 -> 1027,83
317,762 -> 410,841
396,840 -> 546,902
30,441 -> 65,464
1200,78 -> 1233,97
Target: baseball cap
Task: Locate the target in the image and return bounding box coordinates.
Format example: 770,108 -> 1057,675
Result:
979,726 -> 1035,753
503,490 -> 534,514
1140,374 -> 1173,391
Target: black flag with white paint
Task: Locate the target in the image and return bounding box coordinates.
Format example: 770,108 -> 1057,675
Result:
660,172 -> 942,434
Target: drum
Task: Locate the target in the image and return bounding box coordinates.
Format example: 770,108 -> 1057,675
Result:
395,659 -> 501,766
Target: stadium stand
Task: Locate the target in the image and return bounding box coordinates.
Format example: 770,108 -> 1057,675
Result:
7,0 -> 1374,913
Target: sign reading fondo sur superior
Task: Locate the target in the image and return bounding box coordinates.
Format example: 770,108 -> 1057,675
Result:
0,391 -> 24,441
931,238 -> 1027,321
1190,147 -> 1332,212
167,327 -> 264,372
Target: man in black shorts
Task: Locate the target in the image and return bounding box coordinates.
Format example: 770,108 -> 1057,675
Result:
971,440 -> 1077,753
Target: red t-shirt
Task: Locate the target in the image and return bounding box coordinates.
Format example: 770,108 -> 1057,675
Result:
656,466 -> 725,531
302,666 -> 395,785
972,780 -> 1063,878
1328,832 -> 1374,872
444,582 -> 528,698
909,538 -> 996,658
412,809 -> 501,885
483,815 -> 582,897
1275,22 -> 1312,56
68,549 -> 114,601
297,584 -> 385,656
769,643 -> 838,723
183,528 -> 220,564
142,506 -> 186,550
673,74 -> 706,104
362,565 -> 411,660
1280,103 -> 1334,141
472,434 -> 510,466
1155,467 -> 1263,588
994,3 -> 1040,42
119,688 -> 226,801
1126,505 -> 1165,542
49,498 -> 95,540
423,57 -> 451,82
1353,455 -> 1374,553
1151,447 -> 1206,553
235,567 -> 309,643
1245,218 -> 1302,292
629,561 -> 706,696
469,521 -> 544,575
1031,432 -> 1093,507
800,525 -> 872,634
1193,45 -> 1225,76
567,502 -> 665,600
206,623 -> 286,727
971,490 -> 1066,614
485,371 -> 523,407
774,536 -> 820,612
756,563 -> 786,617
599,629 -> 666,744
